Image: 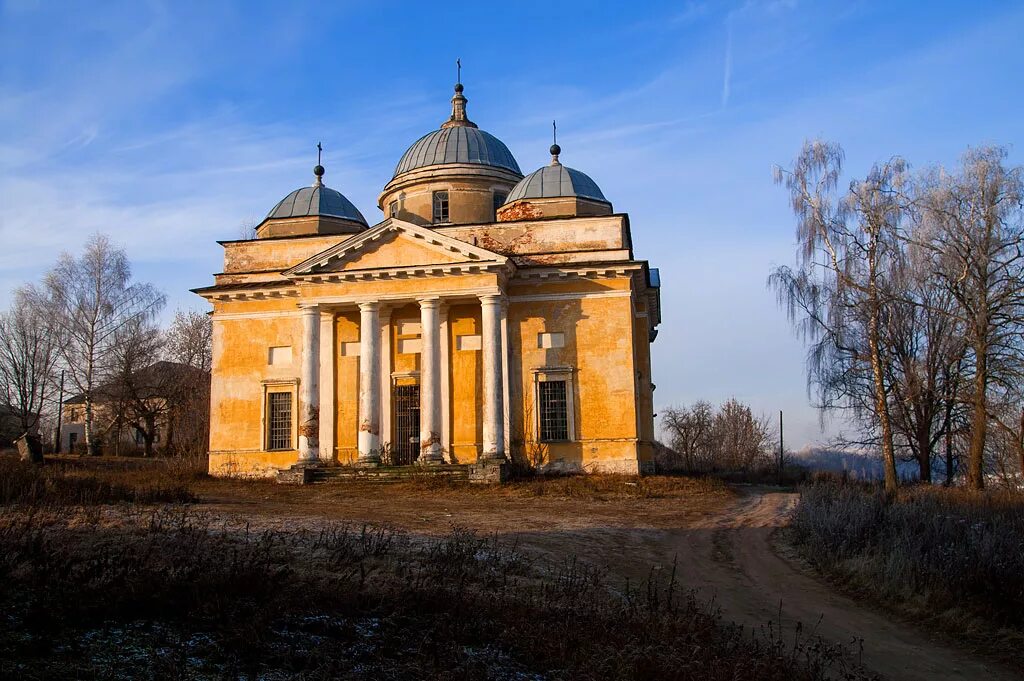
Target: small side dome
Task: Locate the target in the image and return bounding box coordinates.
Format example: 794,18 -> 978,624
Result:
267,185 -> 368,224
497,141 -> 612,221
258,165 -> 368,238
504,164 -> 608,204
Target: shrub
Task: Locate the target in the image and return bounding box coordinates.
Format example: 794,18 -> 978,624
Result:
789,479 -> 1024,631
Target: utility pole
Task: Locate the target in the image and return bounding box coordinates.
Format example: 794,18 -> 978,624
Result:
778,410 -> 784,485
54,369 -> 65,453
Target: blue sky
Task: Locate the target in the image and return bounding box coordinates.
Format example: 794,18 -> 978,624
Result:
1,0 -> 1022,449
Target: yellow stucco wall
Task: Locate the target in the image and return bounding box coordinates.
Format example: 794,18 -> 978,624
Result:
448,304 -> 483,462
506,282 -> 640,473
208,312 -> 305,476
335,311 -> 360,464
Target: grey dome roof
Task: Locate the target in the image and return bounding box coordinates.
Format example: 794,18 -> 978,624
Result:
267,184 -> 368,225
394,127 -> 522,178
504,163 -> 608,204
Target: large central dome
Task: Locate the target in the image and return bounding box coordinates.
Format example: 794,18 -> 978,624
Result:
379,81 -> 524,226
393,126 -> 521,177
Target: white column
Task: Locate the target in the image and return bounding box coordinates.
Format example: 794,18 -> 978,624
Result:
379,308 -> 393,455
500,298 -> 511,454
418,297 -> 444,464
318,309 -> 335,463
480,293 -> 506,461
439,304 -> 451,462
298,305 -> 320,463
357,302 -> 381,465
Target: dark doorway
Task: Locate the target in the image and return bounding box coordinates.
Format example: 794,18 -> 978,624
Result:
392,384 -> 420,466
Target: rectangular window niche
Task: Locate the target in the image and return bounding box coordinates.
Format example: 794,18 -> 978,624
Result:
398,338 -> 422,355
537,332 -> 565,349
268,346 -> 293,366
456,334 -> 481,351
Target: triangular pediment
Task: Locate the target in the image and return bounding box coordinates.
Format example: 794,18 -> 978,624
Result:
283,218 -> 507,278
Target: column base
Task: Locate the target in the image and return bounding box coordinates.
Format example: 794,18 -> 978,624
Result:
468,461 -> 511,484
277,461 -> 321,485
353,458 -> 381,468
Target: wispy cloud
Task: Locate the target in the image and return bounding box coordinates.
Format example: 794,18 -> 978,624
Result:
722,18 -> 734,108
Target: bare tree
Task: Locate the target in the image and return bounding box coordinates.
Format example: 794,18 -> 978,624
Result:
915,147 -> 1024,489
165,309 -> 213,372
238,218 -> 258,241
660,400 -> 714,470
0,285 -> 61,437
104,317 -> 165,456
882,252 -> 967,483
660,399 -> 772,473
163,309 -> 212,457
770,141 -> 908,491
710,398 -> 774,471
42,234 -> 165,455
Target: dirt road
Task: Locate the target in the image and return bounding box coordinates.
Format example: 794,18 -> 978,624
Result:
516,488 -> 1020,681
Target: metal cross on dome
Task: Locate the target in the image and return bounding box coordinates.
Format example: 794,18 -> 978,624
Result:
317,141 -> 322,166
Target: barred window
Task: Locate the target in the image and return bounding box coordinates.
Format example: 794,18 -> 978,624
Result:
267,392 -> 292,450
389,200 -> 398,218
492,191 -> 507,218
538,380 -> 569,442
432,191 -> 450,223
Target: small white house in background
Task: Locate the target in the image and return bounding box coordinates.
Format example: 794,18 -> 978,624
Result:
59,361 -> 208,455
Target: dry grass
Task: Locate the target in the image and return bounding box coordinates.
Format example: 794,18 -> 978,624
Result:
0,458 -> 873,679
0,454 -> 200,506
788,479 -> 1024,669
383,472 -> 730,500
0,506 -> 872,680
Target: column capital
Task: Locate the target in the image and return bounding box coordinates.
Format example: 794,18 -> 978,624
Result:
298,302 -> 320,313
478,292 -> 505,306
357,301 -> 380,313
417,296 -> 441,309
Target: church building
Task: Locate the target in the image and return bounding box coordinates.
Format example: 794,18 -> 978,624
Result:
193,80 -> 661,479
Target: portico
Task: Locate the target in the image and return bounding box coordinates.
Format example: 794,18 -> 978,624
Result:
293,287 -> 509,468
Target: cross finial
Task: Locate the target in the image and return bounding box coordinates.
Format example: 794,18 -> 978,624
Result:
549,120 -> 561,165
313,142 -> 325,186
456,58 -> 461,84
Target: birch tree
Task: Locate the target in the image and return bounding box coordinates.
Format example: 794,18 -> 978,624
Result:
0,285 -> 61,437
770,140 -> 908,491
42,234 -> 165,455
916,147 -> 1024,489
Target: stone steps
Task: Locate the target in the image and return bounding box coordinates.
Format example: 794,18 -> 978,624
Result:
306,464 -> 470,484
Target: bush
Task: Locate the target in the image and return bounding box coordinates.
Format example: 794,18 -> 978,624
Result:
789,479 -> 1024,632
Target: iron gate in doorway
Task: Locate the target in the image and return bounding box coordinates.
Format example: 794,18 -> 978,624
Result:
391,384 -> 420,466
